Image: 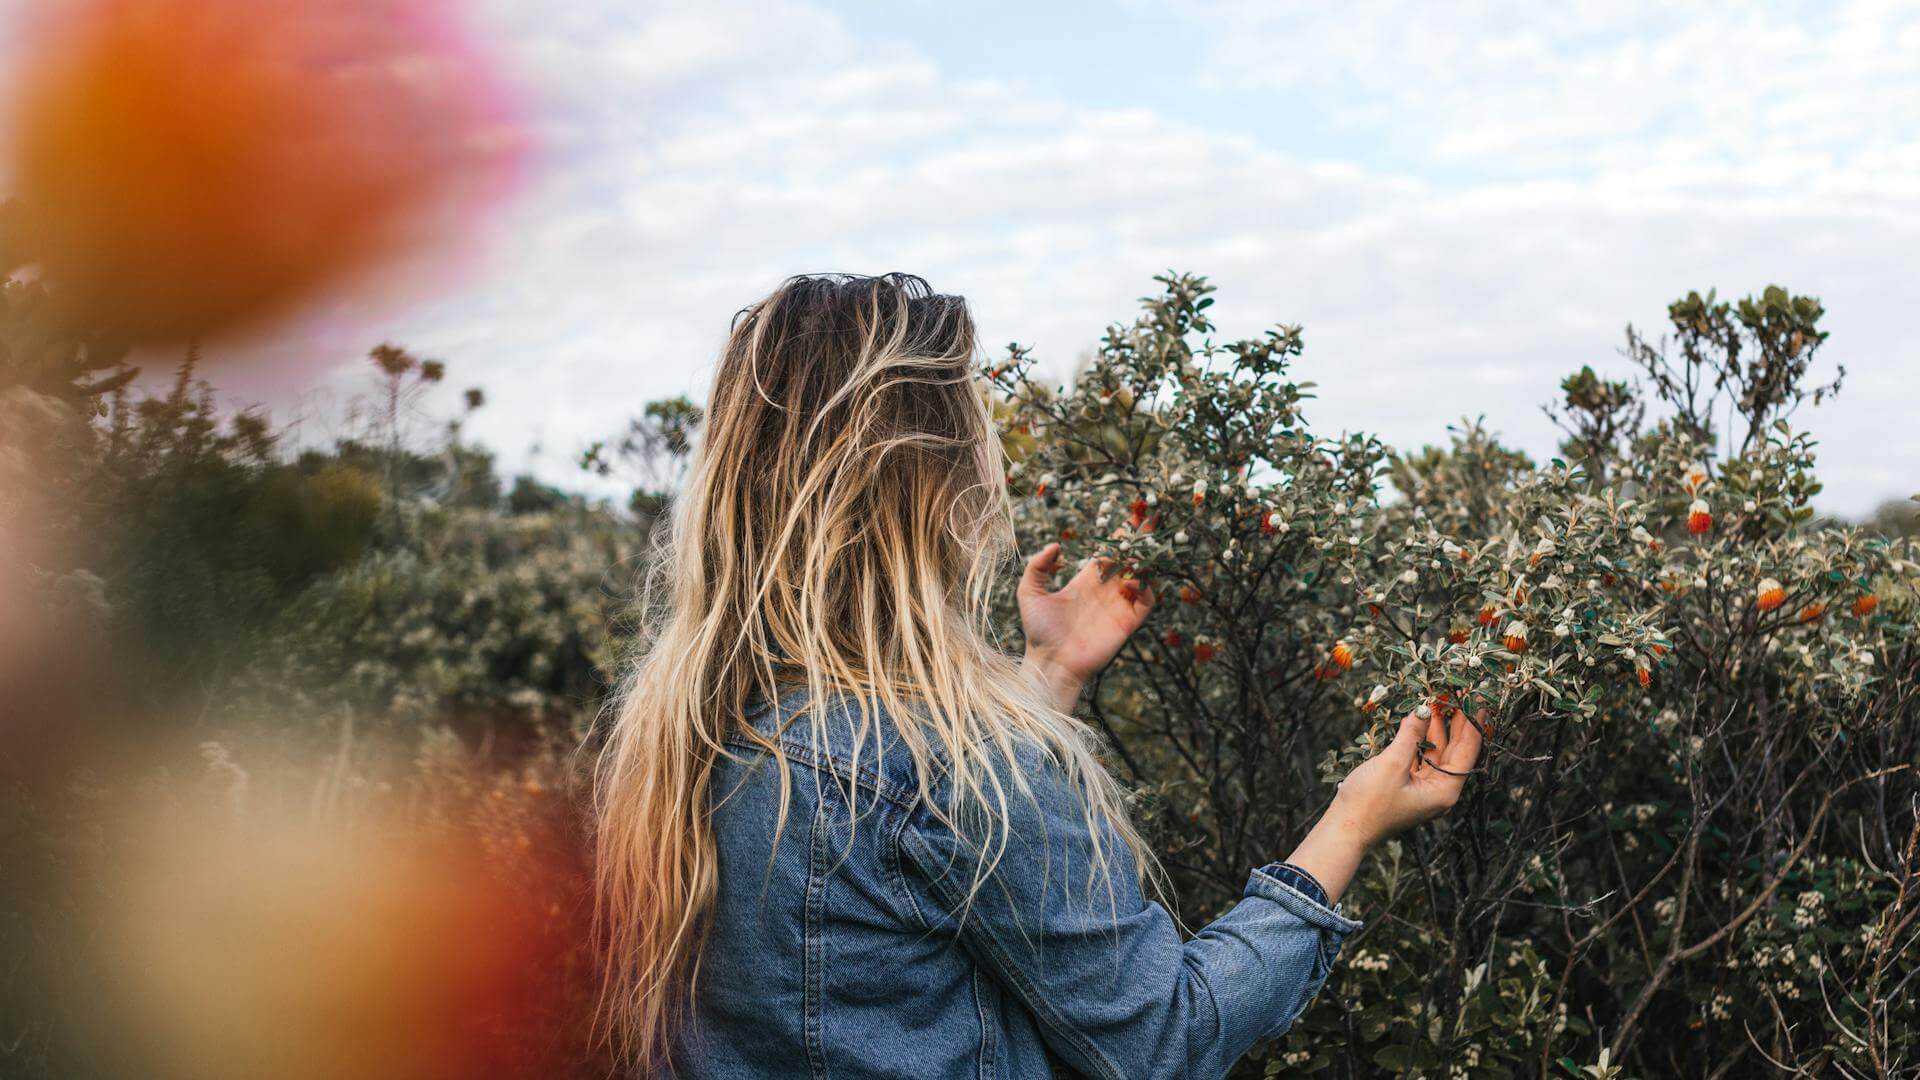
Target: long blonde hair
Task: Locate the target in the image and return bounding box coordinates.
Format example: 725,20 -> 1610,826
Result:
591,273 -> 1153,1071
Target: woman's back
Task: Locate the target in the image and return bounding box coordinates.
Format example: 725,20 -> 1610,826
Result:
681,691 -> 1012,1078
677,690 -> 1363,1080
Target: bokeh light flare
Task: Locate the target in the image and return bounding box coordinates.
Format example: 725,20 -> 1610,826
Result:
5,0 -> 528,347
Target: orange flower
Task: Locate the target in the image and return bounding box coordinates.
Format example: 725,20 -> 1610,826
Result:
1636,665 -> 1652,689
1798,602 -> 1826,623
1448,625 -> 1469,644
1477,604 -> 1498,627
1366,603 -> 1384,620
1313,642 -> 1354,681
1192,640 -> 1218,664
1058,528 -> 1076,542
1502,621 -> 1529,654
1163,629 -> 1185,649
1512,584 -> 1529,607
1178,584 -> 1202,604
1756,577 -> 1786,612
1128,497 -> 1150,530
1259,510 -> 1280,534
1687,499 -> 1713,535
1682,464 -> 1709,495
1852,594 -> 1879,617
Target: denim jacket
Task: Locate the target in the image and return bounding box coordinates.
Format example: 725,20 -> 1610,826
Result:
672,691 -> 1360,1079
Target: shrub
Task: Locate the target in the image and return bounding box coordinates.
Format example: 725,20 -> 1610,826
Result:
256,502 -> 636,731
996,274 -> 1919,1078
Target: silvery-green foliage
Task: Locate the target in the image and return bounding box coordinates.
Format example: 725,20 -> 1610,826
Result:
997,275 -> 1919,1078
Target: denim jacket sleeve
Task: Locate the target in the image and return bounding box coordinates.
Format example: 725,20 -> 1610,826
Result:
896,739 -> 1360,1080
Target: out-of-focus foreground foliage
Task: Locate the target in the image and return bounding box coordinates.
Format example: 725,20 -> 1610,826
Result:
3,264 -> 1915,1079
3,307 -> 665,1076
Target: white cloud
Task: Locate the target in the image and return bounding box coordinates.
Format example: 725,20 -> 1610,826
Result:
262,0 -> 1915,516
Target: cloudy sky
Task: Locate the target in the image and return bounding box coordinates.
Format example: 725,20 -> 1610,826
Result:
309,0 -> 1916,515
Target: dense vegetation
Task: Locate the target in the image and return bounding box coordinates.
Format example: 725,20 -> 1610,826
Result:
999,276 -> 1917,1078
3,267 -> 1915,1079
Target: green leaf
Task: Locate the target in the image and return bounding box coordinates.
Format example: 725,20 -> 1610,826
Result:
1373,1045 -> 1414,1071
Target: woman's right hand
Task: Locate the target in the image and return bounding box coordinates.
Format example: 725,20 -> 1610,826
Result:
1284,707 -> 1483,902
1333,706 -> 1484,843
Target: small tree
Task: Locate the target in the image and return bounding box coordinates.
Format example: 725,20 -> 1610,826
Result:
580,395 -> 703,524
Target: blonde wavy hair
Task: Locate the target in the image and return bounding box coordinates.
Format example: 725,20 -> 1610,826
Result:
591,273 -> 1153,1071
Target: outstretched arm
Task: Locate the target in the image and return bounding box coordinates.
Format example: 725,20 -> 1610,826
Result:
984,543 -> 1483,1076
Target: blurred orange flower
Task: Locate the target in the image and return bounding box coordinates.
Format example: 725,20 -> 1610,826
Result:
1502,621 -> 1529,653
6,0 -> 525,345
1686,499 -> 1712,535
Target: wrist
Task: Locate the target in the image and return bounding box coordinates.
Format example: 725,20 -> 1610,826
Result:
1021,649 -> 1085,711
1323,790 -> 1390,851
1283,800 -> 1378,904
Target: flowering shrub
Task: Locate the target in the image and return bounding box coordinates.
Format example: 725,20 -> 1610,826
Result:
997,275 -> 1919,1077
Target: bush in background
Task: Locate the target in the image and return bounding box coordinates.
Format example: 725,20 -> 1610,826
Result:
997,275 -> 1919,1078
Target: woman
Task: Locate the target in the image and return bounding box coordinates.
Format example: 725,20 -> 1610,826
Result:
594,273 -> 1481,1079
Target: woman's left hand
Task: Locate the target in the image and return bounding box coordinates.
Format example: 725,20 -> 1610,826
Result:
1018,543 -> 1154,710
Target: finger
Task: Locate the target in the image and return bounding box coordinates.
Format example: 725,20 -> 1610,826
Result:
1442,708 -> 1485,772
1019,543 -> 1063,597
1128,577 -> 1157,613
1386,709 -> 1429,764
1425,705 -> 1451,759
1071,554 -> 1111,589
